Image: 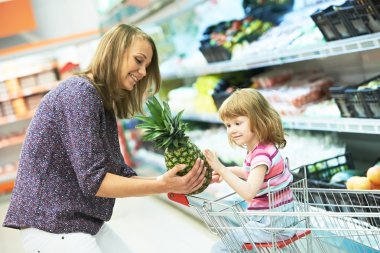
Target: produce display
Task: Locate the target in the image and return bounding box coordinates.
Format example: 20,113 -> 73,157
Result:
136,96 -> 212,195
346,163 -> 380,190
199,16 -> 273,62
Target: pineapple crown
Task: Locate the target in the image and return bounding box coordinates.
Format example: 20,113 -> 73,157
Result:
135,96 -> 189,150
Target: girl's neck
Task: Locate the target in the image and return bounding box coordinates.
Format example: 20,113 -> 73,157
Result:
247,141 -> 259,153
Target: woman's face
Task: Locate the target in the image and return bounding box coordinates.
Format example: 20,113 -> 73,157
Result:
120,38 -> 153,91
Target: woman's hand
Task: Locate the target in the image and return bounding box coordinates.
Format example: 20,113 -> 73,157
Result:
157,158 -> 206,194
204,149 -> 225,174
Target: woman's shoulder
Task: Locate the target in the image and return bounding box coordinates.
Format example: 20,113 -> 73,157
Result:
52,76 -> 99,99
60,75 -> 96,92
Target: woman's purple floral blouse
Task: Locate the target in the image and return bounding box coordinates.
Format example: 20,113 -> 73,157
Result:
3,76 -> 137,235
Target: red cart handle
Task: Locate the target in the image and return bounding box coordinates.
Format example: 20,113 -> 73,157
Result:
167,192 -> 189,206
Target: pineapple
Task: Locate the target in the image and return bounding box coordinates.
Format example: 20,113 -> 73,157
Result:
135,96 -> 212,195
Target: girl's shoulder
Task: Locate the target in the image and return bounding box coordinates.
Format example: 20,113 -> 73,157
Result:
253,143 -> 277,155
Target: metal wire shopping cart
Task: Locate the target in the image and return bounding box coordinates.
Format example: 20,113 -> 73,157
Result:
168,168 -> 380,253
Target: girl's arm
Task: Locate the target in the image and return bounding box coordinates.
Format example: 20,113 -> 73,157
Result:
204,149 -> 266,201
211,166 -> 248,183
229,166 -> 249,179
96,158 -> 206,198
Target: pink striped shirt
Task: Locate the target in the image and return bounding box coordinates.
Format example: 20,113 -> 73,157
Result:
244,143 -> 293,210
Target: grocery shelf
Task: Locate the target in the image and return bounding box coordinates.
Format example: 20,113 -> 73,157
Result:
0,172 -> 17,184
0,110 -> 35,126
0,136 -> 24,150
181,112 -> 380,135
0,82 -> 58,103
162,33 -> 380,79
281,116 -> 380,135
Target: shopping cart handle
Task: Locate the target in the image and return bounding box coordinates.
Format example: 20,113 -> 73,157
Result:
167,192 -> 189,206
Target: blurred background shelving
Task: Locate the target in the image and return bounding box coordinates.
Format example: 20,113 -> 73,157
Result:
0,0 -> 379,229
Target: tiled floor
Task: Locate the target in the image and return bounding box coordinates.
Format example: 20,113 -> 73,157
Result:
0,194 -> 218,253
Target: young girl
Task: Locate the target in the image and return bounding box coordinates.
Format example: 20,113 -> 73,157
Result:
204,88 -> 295,253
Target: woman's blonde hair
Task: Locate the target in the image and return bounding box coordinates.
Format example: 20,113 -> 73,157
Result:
218,88 -> 286,149
80,24 -> 161,118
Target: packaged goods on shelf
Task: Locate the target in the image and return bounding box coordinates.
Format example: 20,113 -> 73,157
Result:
11,98 -> 28,116
233,3 -> 326,59
256,71 -> 334,116
19,75 -> 37,90
1,101 -> 13,117
25,94 -> 45,111
0,131 -> 25,149
0,81 -> 7,98
5,79 -> 22,95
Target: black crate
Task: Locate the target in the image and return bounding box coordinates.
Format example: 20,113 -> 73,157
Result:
330,74 -> 380,118
361,87 -> 380,118
340,5 -> 373,36
357,0 -> 380,19
325,5 -> 356,39
329,86 -> 353,117
294,152 -> 355,186
311,8 -> 341,41
211,91 -> 232,109
199,45 -> 231,63
345,88 -> 373,118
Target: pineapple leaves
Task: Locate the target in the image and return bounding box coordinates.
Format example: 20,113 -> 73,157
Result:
136,95 -> 190,150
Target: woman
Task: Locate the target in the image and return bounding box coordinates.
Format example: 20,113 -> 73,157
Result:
3,24 -> 206,253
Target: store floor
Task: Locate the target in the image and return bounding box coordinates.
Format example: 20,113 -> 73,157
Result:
0,194 -> 218,253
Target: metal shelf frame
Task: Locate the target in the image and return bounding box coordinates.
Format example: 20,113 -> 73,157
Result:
162,33 -> 380,79
181,112 -> 380,135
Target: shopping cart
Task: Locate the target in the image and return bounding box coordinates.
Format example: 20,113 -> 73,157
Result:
168,167 -> 380,253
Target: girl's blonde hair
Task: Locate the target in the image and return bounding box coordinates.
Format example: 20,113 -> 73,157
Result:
219,88 -> 286,149
80,24 -> 161,118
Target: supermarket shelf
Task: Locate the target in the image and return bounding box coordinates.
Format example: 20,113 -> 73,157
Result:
0,82 -> 57,103
181,112 -> 380,135
162,33 -> 380,79
0,136 -> 24,150
281,116 -> 380,135
0,110 -> 35,126
0,172 -> 17,184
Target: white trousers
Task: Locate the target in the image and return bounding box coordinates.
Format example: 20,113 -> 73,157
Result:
20,224 -> 133,253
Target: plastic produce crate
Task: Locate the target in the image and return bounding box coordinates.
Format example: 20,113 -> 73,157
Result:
344,88 -> 373,118
199,45 -> 231,63
211,91 -> 231,109
339,4 -> 373,36
329,85 -> 353,117
325,5 -> 355,39
311,7 -> 340,41
330,74 -> 380,118
293,152 -> 355,189
361,88 -> 380,118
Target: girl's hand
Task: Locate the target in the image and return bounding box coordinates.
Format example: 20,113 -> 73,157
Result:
157,158 -> 206,194
204,149 -> 224,174
211,171 -> 223,184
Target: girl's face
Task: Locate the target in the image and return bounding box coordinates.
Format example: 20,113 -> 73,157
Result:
120,38 -> 153,91
223,116 -> 257,151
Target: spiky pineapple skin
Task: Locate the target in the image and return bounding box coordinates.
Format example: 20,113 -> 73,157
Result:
164,140 -> 212,195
